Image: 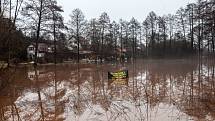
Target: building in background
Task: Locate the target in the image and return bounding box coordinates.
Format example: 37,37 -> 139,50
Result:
27,42 -> 55,61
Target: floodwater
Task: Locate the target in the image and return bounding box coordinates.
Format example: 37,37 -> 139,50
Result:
0,59 -> 215,121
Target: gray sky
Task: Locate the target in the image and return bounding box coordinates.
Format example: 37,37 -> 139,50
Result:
58,0 -> 196,22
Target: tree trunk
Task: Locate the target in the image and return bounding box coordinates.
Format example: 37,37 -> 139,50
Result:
212,16 -> 215,52
198,19 -> 201,55
189,6 -> 194,51
76,14 -> 80,63
53,12 -> 57,64
120,26 -> 123,62
9,0 -> 11,19
34,0 -> 43,66
163,25 -> 166,54
114,31 -> 117,62
169,22 -> 172,54
198,6 -> 201,55
0,0 -> 1,14
181,15 -> 186,48
100,26 -> 104,63
132,28 -> 135,59
145,28 -> 148,57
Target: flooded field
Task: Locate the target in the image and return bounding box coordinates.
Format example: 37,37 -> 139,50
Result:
0,59 -> 215,121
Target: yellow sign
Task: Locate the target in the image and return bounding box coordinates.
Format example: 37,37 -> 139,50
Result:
108,70 -> 128,80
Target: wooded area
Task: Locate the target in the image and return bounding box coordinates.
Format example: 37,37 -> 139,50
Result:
0,1 -> 215,120
1,0 -> 215,65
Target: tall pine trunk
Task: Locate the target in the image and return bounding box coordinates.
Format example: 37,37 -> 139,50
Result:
34,0 -> 43,66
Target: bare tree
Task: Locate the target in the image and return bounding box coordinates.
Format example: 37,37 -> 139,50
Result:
187,3 -> 195,51
109,21 -> 119,61
99,12 -> 110,63
158,16 -> 167,53
143,20 -> 150,57
176,8 -> 187,48
145,11 -> 157,54
119,19 -> 129,60
167,14 -> 175,52
21,0 -> 52,65
87,18 -> 100,60
129,17 -> 140,59
68,8 -> 86,63
47,0 -> 64,64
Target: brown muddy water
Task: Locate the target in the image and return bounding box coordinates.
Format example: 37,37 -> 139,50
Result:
0,59 -> 214,121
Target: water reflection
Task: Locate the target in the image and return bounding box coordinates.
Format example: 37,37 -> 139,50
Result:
0,59 -> 214,121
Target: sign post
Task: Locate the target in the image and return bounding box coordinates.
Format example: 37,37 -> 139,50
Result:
108,70 -> 129,85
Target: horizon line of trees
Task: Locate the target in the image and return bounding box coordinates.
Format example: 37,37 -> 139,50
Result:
1,0 -> 215,65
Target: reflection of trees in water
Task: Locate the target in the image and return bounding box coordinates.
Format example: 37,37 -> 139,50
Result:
0,65 -> 68,121
141,59 -> 215,121
0,60 -> 214,120
123,59 -> 215,121
0,66 -> 22,121
178,59 -> 215,120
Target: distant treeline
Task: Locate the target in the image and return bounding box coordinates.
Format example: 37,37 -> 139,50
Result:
0,0 -> 215,64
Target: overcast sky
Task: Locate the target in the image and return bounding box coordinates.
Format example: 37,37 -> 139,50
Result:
58,0 -> 196,22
